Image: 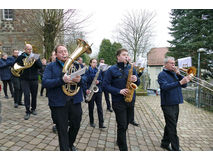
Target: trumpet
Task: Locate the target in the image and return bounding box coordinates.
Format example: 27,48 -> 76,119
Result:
179,67 -> 213,92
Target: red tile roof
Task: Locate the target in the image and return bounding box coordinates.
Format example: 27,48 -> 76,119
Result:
147,47 -> 168,66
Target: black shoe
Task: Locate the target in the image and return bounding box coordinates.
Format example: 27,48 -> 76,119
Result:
107,108 -> 113,112
71,145 -> 77,151
90,123 -> 95,128
24,113 -> 30,120
14,103 -> 18,108
4,96 -> 9,99
160,144 -> 172,151
52,125 -> 57,134
99,125 -> 106,129
31,110 -> 37,115
172,148 -> 181,151
18,102 -> 24,106
130,121 -> 139,126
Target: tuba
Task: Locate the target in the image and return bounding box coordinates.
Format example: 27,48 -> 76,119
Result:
62,39 -> 92,96
125,63 -> 138,102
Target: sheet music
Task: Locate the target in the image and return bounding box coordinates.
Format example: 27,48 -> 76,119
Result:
135,57 -> 147,68
178,57 -> 192,68
26,53 -> 40,63
99,63 -> 108,71
70,66 -> 87,80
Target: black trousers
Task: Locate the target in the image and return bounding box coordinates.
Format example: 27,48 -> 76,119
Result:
40,82 -> 46,96
129,100 -> 135,123
103,90 -> 111,110
51,100 -> 82,151
161,104 -> 180,151
112,101 -> 134,151
49,106 -> 57,124
21,80 -> 38,113
88,92 -> 104,126
2,80 -> 14,97
12,77 -> 22,104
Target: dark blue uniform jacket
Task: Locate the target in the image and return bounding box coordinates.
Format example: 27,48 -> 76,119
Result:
102,62 -> 140,103
158,69 -> 187,106
0,57 -> 14,80
42,59 -> 84,107
82,66 -> 103,93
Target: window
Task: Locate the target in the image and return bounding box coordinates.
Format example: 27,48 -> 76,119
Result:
3,9 -> 13,20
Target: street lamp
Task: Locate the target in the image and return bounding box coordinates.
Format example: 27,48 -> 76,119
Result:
196,48 -> 205,107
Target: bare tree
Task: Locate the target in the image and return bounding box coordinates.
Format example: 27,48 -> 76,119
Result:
20,9 -> 90,59
116,9 -> 156,62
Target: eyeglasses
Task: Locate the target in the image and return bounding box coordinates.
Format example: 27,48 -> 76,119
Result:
167,62 -> 175,65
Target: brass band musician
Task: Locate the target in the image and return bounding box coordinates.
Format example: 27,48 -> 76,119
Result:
15,44 -> 42,120
42,45 -> 84,151
158,56 -> 191,151
103,48 -> 140,151
83,58 -> 106,129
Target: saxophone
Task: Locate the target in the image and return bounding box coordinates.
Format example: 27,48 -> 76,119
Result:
85,67 -> 101,102
124,63 -> 138,102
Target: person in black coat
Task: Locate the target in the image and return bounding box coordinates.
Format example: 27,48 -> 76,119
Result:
15,44 -> 42,120
0,53 -> 14,99
158,56 -> 190,151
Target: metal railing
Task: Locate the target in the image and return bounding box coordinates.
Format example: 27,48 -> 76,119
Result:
182,87 -> 213,111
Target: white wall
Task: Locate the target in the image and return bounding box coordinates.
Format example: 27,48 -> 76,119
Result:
148,66 -> 163,89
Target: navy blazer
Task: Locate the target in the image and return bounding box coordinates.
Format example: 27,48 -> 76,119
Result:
42,60 -> 84,107
158,69 -> 187,106
0,57 -> 14,80
103,62 -> 140,103
82,66 -> 103,93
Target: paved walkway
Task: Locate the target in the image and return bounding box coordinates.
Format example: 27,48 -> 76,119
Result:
0,87 -> 213,151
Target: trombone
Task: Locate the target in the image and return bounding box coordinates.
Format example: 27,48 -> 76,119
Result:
179,67 -> 213,92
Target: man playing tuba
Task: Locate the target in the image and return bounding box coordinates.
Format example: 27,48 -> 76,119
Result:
103,48 -> 140,151
42,45 -> 85,151
15,44 -> 42,120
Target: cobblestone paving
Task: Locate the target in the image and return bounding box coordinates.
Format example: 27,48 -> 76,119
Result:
0,88 -> 213,151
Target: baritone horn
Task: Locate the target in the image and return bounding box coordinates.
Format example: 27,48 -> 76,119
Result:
62,39 -> 92,96
11,52 -> 40,77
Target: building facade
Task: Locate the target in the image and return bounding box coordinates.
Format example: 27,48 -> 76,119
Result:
0,9 -> 39,55
147,47 -> 168,89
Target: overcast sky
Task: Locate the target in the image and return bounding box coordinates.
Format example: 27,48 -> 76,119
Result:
80,8 -> 173,56
3,0 -> 212,57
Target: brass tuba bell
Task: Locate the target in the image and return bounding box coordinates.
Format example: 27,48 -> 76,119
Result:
62,39 -> 92,96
